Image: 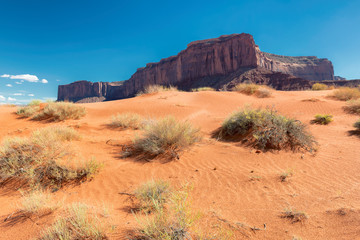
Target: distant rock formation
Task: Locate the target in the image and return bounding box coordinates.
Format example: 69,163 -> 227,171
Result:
58,33 -> 335,102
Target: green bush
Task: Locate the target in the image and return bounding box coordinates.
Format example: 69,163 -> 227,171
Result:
312,114 -> 333,125
133,116 -> 201,158
218,108 -> 315,151
312,83 -> 328,91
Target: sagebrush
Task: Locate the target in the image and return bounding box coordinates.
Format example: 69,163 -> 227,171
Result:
109,113 -> 143,129
331,87 -> 360,101
32,102 -> 86,121
233,83 -> 272,98
312,83 -> 328,91
218,107 -> 315,151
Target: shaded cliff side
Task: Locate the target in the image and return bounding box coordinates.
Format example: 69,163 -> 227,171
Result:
58,33 -> 335,102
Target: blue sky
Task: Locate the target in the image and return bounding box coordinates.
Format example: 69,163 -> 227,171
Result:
0,0 -> 359,104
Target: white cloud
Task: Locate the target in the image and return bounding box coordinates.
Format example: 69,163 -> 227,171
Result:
6,84 -> 12,87
10,74 -> 39,82
15,81 -> 22,84
7,97 -> 16,101
0,95 -> 5,101
28,94 -> 35,97
13,93 -> 23,96
1,74 -> 10,78
41,79 -> 48,84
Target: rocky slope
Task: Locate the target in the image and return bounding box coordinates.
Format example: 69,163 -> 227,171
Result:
58,33 -> 335,102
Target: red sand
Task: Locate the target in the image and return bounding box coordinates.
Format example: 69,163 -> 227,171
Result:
0,90 -> 359,239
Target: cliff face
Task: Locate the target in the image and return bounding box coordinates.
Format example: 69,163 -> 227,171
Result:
58,33 -> 336,102
257,51 -> 334,81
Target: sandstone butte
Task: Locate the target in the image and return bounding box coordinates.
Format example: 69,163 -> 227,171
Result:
57,33 -> 357,103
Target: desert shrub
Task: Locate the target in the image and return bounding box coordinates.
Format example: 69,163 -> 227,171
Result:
135,180 -> 170,211
28,99 -> 42,106
16,105 -> 40,117
133,116 -> 201,158
354,119 -> 360,130
312,83 -> 328,91
280,169 -> 293,182
254,87 -> 272,98
281,208 -> 308,223
32,102 -> 86,121
134,183 -> 196,240
39,203 -> 108,240
137,85 -> 178,96
311,114 -> 333,125
344,99 -> 360,115
32,126 -> 80,141
332,87 -> 360,101
218,108 -> 315,151
109,113 -> 143,129
233,83 -> 260,95
0,129 -> 100,189
191,87 -> 216,92
233,84 -> 272,98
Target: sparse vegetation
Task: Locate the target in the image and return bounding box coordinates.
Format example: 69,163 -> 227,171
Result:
331,87 -> 360,101
19,190 -> 57,215
311,114 -> 333,125
280,169 -> 293,182
109,113 -> 143,129
134,180 -> 170,211
132,116 -> 201,159
311,83 -> 328,91
218,107 -> 315,152
233,83 -> 273,98
39,203 -> 108,240
32,126 -> 81,141
137,85 -> 178,96
344,99 -> 360,115
0,128 -> 100,189
32,101 -> 86,121
281,208 -> 308,223
134,182 -> 197,240
191,87 -> 216,92
354,119 -> 360,130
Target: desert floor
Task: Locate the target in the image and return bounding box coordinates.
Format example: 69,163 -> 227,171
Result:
0,90 -> 359,239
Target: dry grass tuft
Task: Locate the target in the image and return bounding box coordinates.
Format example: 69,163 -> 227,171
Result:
331,87 -> 360,101
281,208 -> 308,223
137,85 -> 178,96
132,116 -> 201,159
233,83 -> 273,98
32,102 -> 86,121
344,99 -> 360,115
32,126 -> 81,141
191,87 -> 216,92
311,114 -> 333,125
134,180 -> 170,212
109,113 -> 143,130
217,107 -> 316,152
311,83 -> 328,91
19,190 -> 58,215
0,128 -> 100,189
39,203 -> 109,240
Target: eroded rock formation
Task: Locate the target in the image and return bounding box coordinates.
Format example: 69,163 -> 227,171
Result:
58,33 -> 336,102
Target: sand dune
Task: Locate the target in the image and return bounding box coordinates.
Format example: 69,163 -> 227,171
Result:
0,90 -> 359,239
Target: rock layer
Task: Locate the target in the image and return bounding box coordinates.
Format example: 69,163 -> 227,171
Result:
58,33 -> 335,102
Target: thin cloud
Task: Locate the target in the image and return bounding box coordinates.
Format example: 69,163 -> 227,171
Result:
14,93 -> 23,96
15,82 -> 22,84
1,74 -> 10,78
6,84 -> 12,87
28,94 -> 35,97
7,97 -> 16,101
0,95 -> 5,101
41,79 -> 48,84
10,74 -> 39,82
